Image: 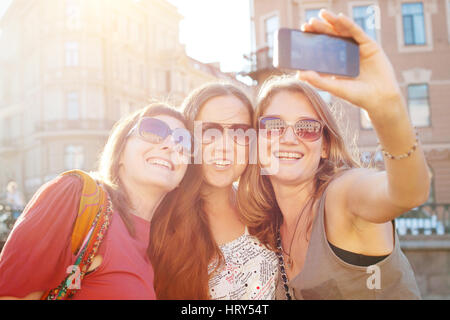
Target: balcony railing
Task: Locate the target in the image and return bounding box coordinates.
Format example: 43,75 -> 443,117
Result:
1,203 -> 449,246
396,203 -> 450,236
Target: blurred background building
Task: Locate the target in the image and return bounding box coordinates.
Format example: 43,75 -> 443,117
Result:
0,0 -> 449,299
0,0 -> 247,200
245,0 -> 450,299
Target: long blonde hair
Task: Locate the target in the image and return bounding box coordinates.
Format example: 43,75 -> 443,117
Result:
237,75 -> 361,250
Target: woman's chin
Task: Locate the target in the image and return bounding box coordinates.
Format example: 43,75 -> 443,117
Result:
204,178 -> 234,189
202,165 -> 245,189
267,166 -> 310,185
203,172 -> 235,189
138,171 -> 180,192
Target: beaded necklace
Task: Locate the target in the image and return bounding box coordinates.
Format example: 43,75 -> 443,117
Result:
275,196 -> 314,300
276,230 -> 292,300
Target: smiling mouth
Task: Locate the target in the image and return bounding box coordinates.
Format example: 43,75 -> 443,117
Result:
146,157 -> 174,170
210,159 -> 232,168
274,151 -> 304,161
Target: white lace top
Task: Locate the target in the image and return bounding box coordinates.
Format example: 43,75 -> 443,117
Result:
208,227 -> 278,300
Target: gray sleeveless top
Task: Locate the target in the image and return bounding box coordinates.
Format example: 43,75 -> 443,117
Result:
276,190 -> 421,300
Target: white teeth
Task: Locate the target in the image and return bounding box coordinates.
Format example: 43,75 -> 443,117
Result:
147,158 -> 172,170
213,159 -> 232,166
275,151 -> 304,159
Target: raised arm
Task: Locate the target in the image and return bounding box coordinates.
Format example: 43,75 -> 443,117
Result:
297,10 -> 430,223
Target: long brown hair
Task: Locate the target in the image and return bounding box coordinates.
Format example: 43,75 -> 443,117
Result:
237,75 -> 361,251
95,102 -> 187,237
149,82 -> 254,299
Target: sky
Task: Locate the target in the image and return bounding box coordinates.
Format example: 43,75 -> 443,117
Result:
0,0 -> 252,74
0,0 -> 12,19
168,0 -> 252,73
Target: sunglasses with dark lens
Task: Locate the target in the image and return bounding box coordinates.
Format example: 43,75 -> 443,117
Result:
259,116 -> 324,142
127,117 -> 192,154
201,122 -> 253,146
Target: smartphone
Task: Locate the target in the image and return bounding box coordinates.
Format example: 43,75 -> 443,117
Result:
274,28 -> 359,77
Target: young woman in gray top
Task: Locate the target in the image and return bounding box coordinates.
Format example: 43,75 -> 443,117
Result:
238,10 -> 429,299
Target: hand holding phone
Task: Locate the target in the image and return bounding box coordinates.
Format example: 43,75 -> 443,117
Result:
274,28 -> 359,77
277,10 -> 403,117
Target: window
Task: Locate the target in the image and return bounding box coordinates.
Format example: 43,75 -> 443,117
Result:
447,0 -> 450,42
137,23 -> 143,42
11,114 -> 21,140
130,21 -> 139,42
353,5 -> 377,40
264,15 -> 279,58
305,9 -> 321,22
67,92 -> 79,120
128,59 -> 133,83
1,117 -> 11,142
66,0 -> 81,30
113,54 -> 119,79
65,42 -> 79,67
111,12 -> 118,33
165,70 -> 172,92
122,17 -> 130,38
154,27 -> 161,50
139,65 -> 145,89
427,167 -> 435,203
402,2 -> 426,45
113,99 -> 121,120
65,145 -> 84,170
407,84 -> 430,127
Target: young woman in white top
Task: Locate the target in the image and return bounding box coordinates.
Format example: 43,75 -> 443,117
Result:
149,83 -> 278,299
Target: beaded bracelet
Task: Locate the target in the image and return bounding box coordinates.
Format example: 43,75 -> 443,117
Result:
379,131 -> 419,160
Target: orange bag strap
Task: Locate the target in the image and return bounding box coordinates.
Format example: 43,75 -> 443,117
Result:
63,170 -> 108,255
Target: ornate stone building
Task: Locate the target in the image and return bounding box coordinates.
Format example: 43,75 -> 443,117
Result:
0,0 -> 246,199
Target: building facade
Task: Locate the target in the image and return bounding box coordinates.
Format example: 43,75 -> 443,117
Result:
0,0 -> 245,199
247,0 -> 450,204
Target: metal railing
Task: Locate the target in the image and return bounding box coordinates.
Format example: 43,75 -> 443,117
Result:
395,203 -> 450,236
1,203 -> 449,244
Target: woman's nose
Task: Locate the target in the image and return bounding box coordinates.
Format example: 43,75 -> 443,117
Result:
280,126 -> 299,144
160,134 -> 177,151
214,128 -> 234,149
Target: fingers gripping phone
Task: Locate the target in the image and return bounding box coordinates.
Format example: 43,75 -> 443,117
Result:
274,28 -> 360,77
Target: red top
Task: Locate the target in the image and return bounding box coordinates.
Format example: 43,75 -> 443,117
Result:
0,175 -> 156,300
